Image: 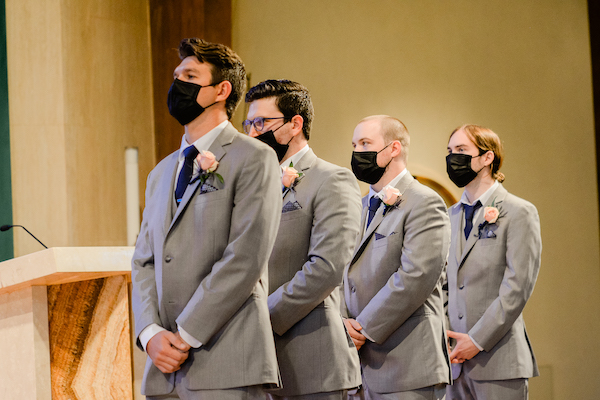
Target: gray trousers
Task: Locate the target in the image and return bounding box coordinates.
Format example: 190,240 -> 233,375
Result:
267,390 -> 348,400
350,380 -> 446,400
446,373 -> 528,400
146,385 -> 265,400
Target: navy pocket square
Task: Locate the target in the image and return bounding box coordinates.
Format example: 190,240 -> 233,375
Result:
282,200 -> 302,213
374,232 -> 386,240
482,230 -> 497,239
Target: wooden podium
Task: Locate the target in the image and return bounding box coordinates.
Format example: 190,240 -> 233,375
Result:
0,247 -> 136,399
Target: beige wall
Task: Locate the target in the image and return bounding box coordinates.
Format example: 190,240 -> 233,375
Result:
233,0 -> 600,398
6,0 -> 156,256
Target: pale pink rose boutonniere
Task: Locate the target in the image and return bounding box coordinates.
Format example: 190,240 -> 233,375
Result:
484,206 -> 500,224
282,162 -> 305,194
477,198 -> 505,238
381,185 -> 402,215
195,150 -> 224,185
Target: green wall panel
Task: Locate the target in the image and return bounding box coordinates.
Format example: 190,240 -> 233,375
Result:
0,0 -> 13,261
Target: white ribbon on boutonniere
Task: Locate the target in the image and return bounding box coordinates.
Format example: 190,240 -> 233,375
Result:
380,185 -> 402,216
191,150 -> 224,186
281,162 -> 305,197
477,198 -> 505,238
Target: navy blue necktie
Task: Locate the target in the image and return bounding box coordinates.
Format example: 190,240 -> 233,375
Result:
463,201 -> 482,239
175,145 -> 200,205
367,196 -> 382,228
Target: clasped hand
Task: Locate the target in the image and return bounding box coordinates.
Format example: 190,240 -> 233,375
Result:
147,331 -> 191,374
447,330 -> 480,364
344,318 -> 367,350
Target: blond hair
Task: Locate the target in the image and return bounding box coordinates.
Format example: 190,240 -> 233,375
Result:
450,124 -> 505,182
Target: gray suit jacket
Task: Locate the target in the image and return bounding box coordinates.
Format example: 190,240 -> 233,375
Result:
267,149 -> 362,396
447,183 -> 541,381
131,123 -> 282,396
343,173 -> 451,393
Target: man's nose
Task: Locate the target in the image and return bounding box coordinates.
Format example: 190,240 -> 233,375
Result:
248,126 -> 260,138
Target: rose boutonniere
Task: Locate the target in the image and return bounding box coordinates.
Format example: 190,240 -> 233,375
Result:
484,206 -> 499,224
282,165 -> 300,188
282,162 -> 304,192
381,185 -> 402,215
477,198 -> 505,238
196,150 -> 224,185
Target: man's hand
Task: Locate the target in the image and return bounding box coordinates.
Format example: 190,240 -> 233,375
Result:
447,330 -> 480,364
344,318 -> 367,350
146,330 -> 190,373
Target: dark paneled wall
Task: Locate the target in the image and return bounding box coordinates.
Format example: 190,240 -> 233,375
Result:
149,0 -> 231,162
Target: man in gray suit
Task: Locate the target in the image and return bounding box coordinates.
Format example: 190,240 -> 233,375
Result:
244,79 -> 362,400
445,125 -> 541,400
131,38 -> 282,400
343,115 -> 451,400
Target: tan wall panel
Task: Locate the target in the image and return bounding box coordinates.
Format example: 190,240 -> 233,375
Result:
233,0 -> 600,397
6,0 -> 155,254
6,0 -> 69,255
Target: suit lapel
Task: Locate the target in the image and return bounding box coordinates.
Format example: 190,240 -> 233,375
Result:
349,173 -> 414,267
168,123 -> 235,233
458,183 -> 508,267
156,153 -> 180,237
448,204 -> 462,266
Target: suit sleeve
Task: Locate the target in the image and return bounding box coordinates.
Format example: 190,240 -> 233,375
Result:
268,168 -> 362,335
175,144 -> 282,344
131,169 -> 162,350
356,192 -> 451,343
468,202 -> 542,351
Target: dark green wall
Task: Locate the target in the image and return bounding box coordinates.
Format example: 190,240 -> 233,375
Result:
0,0 -> 13,261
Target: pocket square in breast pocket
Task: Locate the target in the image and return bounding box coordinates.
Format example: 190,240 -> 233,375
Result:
282,200 -> 302,213
482,229 -> 497,239
200,183 -> 218,194
374,232 -> 386,240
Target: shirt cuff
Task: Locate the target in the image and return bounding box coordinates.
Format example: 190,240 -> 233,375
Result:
469,334 -> 484,351
178,324 -> 202,348
139,323 -> 166,352
361,329 -> 375,342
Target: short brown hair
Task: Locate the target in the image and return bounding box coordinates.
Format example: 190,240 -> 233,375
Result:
178,38 -> 246,119
450,124 -> 505,182
360,115 -> 410,162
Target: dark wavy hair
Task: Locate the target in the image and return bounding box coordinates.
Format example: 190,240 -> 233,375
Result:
245,80 -> 314,140
178,38 -> 246,119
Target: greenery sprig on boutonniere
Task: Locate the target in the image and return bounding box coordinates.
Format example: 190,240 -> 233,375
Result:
381,185 -> 402,215
282,161 -> 304,195
477,197 -> 506,238
195,150 -> 223,186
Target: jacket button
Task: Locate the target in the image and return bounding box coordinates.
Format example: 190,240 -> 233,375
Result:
458,314 -> 463,319
459,284 -> 464,290
165,256 -> 172,263
351,286 -> 356,293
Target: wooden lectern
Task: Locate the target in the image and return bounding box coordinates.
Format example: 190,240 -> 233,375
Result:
0,247 -> 136,399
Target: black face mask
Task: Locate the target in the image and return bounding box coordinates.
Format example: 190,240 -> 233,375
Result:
256,124 -> 291,162
446,153 -> 485,187
351,143 -> 392,184
167,79 -> 218,126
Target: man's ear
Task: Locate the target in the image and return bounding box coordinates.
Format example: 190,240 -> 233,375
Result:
290,115 -> 304,137
390,140 -> 403,158
483,150 -> 495,166
215,80 -> 232,102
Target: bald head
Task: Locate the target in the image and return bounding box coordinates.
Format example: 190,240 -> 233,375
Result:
358,115 -> 410,162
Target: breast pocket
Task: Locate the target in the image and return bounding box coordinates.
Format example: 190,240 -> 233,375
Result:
372,232 -> 402,249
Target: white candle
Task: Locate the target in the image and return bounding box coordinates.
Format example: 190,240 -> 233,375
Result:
125,147 -> 140,246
